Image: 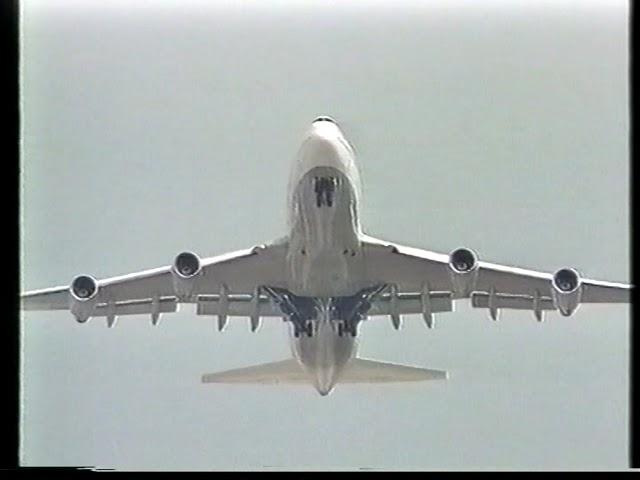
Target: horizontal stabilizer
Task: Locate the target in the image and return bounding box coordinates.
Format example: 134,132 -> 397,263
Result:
201,357 -> 447,385
340,358 -> 447,383
202,359 -> 308,384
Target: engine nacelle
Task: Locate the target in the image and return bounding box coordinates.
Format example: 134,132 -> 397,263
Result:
551,268 -> 582,316
69,275 -> 99,322
172,251 -> 202,299
448,247 -> 479,297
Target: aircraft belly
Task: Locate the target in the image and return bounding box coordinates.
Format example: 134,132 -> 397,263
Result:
287,167 -> 365,297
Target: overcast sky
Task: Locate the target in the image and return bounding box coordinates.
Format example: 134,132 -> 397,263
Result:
20,0 -> 629,470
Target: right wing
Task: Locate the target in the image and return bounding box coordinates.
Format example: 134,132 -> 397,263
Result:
21,242 -> 289,327
360,235 -> 631,323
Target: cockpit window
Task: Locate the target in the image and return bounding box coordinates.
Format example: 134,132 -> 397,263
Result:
313,116 -> 336,124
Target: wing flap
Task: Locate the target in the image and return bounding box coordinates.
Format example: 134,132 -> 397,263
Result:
196,295 -> 283,317
471,292 -> 556,311
93,297 -> 177,317
368,291 -> 453,316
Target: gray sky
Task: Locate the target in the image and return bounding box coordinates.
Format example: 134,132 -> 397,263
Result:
20,0 -> 629,470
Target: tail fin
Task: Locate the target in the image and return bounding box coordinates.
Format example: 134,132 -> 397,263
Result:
202,358 -> 447,385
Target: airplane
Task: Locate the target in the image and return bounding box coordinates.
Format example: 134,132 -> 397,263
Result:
21,116 -> 632,396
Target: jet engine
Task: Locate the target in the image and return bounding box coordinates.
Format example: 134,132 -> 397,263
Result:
172,251 -> 202,299
69,275 -> 99,322
551,267 -> 582,316
448,247 -> 479,296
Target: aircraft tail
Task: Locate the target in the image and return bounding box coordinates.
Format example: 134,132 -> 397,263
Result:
201,357 -> 447,384
201,359 -> 308,384
340,358 -> 448,383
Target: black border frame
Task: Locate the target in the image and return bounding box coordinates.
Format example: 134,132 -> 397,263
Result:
5,0 -> 637,472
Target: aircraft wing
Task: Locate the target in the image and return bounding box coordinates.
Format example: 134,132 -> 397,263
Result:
21,242 -> 289,328
361,235 -> 631,324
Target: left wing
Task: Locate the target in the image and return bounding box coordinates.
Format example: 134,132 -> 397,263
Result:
360,235 -> 631,323
21,242 -> 289,328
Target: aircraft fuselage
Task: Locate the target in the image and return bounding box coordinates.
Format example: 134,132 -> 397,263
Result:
282,117 -> 367,395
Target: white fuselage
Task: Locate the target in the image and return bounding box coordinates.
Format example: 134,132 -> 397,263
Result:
284,119 -> 365,395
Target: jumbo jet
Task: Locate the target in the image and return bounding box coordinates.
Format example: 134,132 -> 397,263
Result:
21,116 -> 632,395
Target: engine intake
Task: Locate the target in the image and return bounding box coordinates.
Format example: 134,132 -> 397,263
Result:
551,268 -> 582,316
553,268 -> 580,293
172,251 -> 202,299
71,275 -> 98,301
173,251 -> 202,278
449,248 -> 478,273
448,247 -> 479,296
69,275 -> 99,322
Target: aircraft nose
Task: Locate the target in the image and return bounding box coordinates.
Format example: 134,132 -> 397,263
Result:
307,116 -> 343,147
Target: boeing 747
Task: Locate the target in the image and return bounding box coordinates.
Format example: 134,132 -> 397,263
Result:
21,116 -> 632,395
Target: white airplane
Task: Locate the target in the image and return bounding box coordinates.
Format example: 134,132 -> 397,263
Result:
21,116 -> 632,396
